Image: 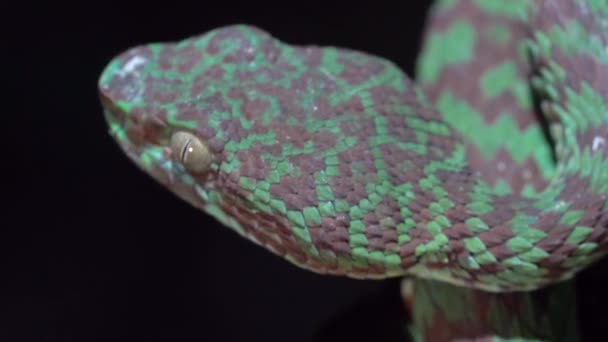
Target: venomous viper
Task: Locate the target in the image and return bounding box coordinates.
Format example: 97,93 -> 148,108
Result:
99,0 -> 608,341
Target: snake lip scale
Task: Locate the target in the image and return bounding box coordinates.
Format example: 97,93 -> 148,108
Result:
100,0 -> 608,297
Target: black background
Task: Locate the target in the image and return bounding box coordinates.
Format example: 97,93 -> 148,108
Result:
6,1 -> 608,341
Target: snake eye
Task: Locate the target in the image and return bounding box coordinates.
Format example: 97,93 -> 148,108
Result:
170,131 -> 213,173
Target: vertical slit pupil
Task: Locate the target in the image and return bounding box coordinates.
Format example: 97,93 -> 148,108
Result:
181,138 -> 193,162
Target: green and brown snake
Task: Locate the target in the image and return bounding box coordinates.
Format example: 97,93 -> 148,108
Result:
98,0 -> 608,340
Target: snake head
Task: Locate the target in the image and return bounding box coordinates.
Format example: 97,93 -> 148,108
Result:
99,26 -> 289,232
99,24 -> 443,279
99,43 -> 217,213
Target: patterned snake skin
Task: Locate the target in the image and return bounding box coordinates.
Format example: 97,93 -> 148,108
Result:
99,0 -> 608,340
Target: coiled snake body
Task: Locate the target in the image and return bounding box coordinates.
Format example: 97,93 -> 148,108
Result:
100,1 -> 608,340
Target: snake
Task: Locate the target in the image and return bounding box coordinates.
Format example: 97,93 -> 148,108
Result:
98,0 -> 608,341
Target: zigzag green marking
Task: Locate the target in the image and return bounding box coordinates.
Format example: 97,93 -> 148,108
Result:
480,61 -> 519,100
435,91 -> 556,179
417,19 -> 476,85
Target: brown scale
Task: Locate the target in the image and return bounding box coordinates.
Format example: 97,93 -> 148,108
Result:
365,198 -> 401,253
311,130 -> 338,152
269,179 -> 311,210
474,226 -> 507,249
287,154 -> 325,174
335,96 -> 367,115
238,97 -> 270,122
311,222 -> 351,256
444,224 -> 474,240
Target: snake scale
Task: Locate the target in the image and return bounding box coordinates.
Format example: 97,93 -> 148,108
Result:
99,0 -> 608,341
